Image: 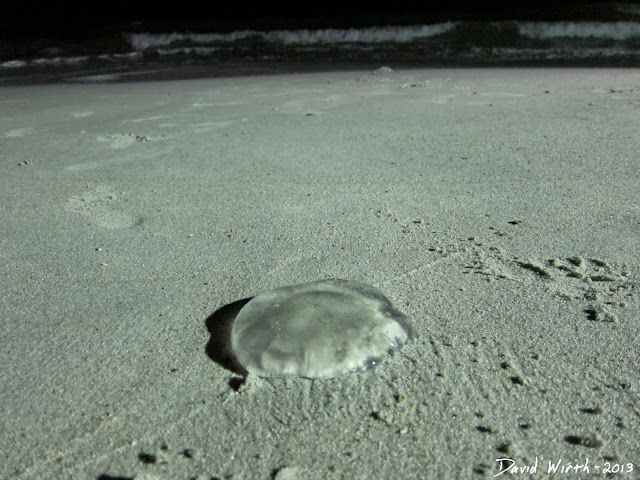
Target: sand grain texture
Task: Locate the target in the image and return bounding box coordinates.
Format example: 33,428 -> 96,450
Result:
0,69 -> 638,479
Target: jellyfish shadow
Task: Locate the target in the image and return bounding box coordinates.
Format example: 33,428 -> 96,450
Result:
204,297 -> 252,376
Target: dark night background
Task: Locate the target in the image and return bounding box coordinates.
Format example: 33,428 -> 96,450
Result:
1,1 -> 637,38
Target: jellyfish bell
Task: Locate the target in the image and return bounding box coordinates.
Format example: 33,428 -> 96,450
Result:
231,279 -> 411,379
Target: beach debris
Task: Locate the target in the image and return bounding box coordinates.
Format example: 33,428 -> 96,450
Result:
564,433 -> 604,449
231,279 -> 411,379
476,425 -> 494,434
137,452 -> 157,464
273,465 -> 303,480
373,66 -> 394,74
579,406 -> 603,415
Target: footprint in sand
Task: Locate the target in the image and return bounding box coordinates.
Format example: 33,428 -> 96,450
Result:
515,256 -> 633,323
452,234 -> 634,323
64,185 -> 139,229
4,127 -> 34,138
96,133 -> 151,149
71,112 -> 94,119
68,132 -> 170,171
192,120 -> 238,134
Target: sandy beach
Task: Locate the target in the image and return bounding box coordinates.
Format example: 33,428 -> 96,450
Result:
1,68 -> 638,479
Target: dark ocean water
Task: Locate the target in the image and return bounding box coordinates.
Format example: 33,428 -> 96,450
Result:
2,9 -> 640,84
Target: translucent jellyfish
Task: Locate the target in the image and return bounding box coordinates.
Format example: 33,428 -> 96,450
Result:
231,279 -> 411,379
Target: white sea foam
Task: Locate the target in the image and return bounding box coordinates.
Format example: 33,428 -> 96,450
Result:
2,21 -> 639,78
1,60 -> 27,68
127,23 -> 458,51
127,21 -> 640,53
518,21 -> 640,40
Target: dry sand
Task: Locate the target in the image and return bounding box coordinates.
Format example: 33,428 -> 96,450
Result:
1,68 -> 638,479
